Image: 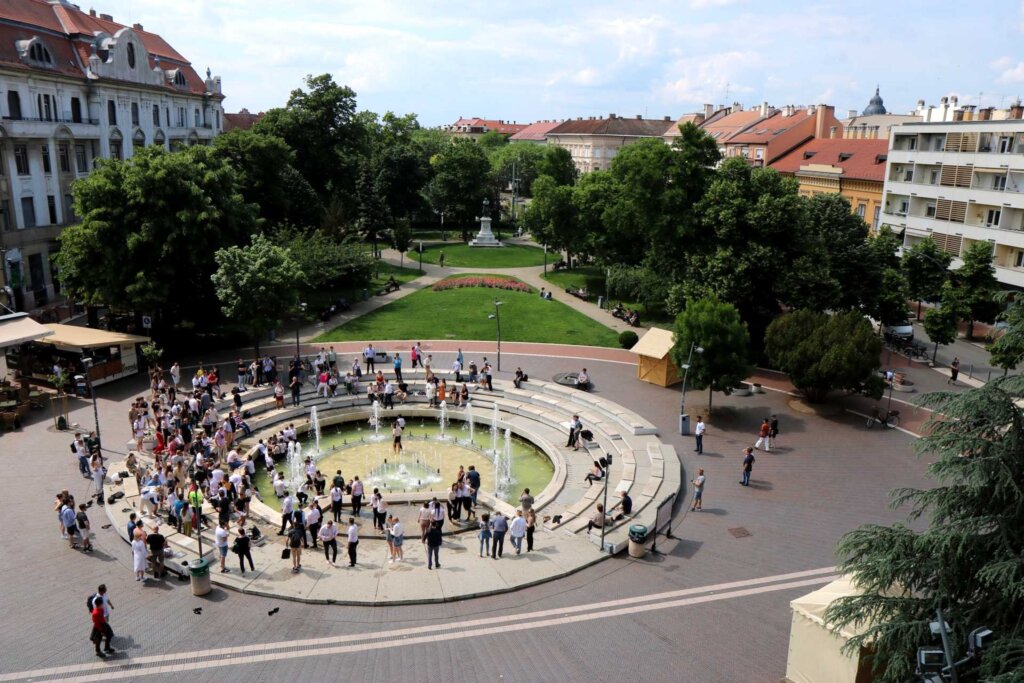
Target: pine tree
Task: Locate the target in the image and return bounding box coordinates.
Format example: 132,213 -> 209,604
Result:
826,378 -> 1024,681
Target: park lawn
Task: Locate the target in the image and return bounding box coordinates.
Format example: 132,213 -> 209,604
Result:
306,262 -> 422,311
542,267 -> 676,326
314,277 -> 620,347
416,242 -> 548,268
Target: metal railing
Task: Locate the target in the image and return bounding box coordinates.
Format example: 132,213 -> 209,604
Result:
2,115 -> 100,125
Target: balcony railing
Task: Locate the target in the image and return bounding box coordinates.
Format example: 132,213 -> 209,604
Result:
2,115 -> 100,125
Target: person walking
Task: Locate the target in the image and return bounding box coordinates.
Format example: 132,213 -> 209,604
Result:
289,374 -> 301,407
131,534 -> 147,582
351,477 -> 364,516
391,516 -> 404,562
418,502 -> 432,542
235,527 -> 254,575
949,357 -> 960,385
287,522 -> 304,573
89,601 -> 115,658
694,416 -> 706,454
330,483 -> 344,523
215,521 -> 231,573
346,518 -> 360,567
76,504 -> 94,552
393,353 -> 403,383
426,523 -> 443,570
490,511 -> 508,559
768,414 -> 779,449
754,418 -> 771,452
438,250 -> 445,268
525,508 -> 537,552
509,509 -> 527,555
319,520 -> 339,566
147,525 -> 166,577
477,512 -> 492,557
740,447 -> 755,487
691,469 -> 706,511
306,501 -> 322,549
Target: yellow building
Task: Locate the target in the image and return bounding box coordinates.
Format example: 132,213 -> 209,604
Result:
770,138 -> 889,231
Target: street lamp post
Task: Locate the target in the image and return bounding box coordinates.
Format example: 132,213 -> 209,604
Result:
598,451 -> 614,552
80,356 -> 101,459
679,342 -> 704,435
488,300 -> 504,371
543,245 -> 548,274
418,240 -> 424,273
294,302 -> 307,364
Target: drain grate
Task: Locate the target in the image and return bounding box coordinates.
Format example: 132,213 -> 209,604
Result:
728,527 -> 752,538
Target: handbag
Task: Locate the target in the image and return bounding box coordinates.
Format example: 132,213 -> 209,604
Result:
281,548 -> 291,559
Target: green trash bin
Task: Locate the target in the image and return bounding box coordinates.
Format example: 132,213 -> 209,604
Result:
628,524 -> 648,558
189,558 -> 211,596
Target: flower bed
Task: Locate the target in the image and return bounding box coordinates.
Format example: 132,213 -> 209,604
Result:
432,276 -> 533,293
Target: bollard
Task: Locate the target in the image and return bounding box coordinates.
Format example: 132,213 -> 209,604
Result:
968,363 -> 974,379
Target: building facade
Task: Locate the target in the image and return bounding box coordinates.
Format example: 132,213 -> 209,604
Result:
0,0 -> 224,312
771,138 -> 888,231
880,117 -> 1024,288
443,117 -> 526,141
546,114 -> 675,173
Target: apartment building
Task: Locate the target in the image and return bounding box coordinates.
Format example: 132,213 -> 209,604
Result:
880,110 -> 1024,288
0,0 -> 224,312
443,117 -> 527,141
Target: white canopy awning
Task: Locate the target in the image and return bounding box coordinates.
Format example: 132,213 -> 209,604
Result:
0,313 -> 54,348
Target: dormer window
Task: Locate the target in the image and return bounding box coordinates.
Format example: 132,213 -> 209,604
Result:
29,42 -> 52,65
174,72 -> 187,87
127,42 -> 136,69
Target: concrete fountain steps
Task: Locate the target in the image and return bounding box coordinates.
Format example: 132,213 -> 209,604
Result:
106,370 -> 680,604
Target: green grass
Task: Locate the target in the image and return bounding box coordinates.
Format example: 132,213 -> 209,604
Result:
415,242 -> 547,268
314,276 -> 620,347
306,262 -> 422,311
541,266 -> 676,326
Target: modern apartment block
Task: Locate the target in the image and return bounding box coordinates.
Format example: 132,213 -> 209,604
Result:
880,109 -> 1024,288
0,0 -> 224,313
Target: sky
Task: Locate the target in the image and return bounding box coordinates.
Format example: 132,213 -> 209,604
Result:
105,0 -> 1024,127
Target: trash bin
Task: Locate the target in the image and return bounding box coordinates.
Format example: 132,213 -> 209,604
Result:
597,295 -> 604,309
628,524 -> 648,559
188,558 -> 212,596
679,413 -> 691,436
74,375 -> 88,397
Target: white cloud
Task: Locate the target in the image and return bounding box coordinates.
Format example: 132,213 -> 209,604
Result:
660,51 -> 759,105
995,60 -> 1024,84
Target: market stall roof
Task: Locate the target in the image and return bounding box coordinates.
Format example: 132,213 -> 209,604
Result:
37,324 -> 149,350
791,576 -> 872,640
629,327 -> 676,359
0,313 -> 54,348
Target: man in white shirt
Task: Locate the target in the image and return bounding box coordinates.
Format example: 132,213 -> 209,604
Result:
346,518 -> 360,567
306,502 -> 322,549
383,380 -> 395,409
215,522 -> 231,573
363,344 -> 375,373
170,362 -> 181,388
695,416 -> 706,455
319,520 -> 339,565
279,493 -> 294,535
509,509 -> 528,555
451,358 -> 462,382
272,472 -> 287,497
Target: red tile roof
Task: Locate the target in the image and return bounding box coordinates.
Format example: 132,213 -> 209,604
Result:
0,0 -> 211,96
548,115 -> 673,137
769,138 -> 889,182
509,120 -> 563,141
224,109 -> 265,132
699,110 -> 764,141
727,109 -> 814,144
449,118 -> 527,135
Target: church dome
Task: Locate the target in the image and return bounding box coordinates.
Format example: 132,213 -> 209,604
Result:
863,87 -> 887,116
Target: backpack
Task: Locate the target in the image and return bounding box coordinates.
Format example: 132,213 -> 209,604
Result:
86,593 -> 99,612
70,443 -> 77,453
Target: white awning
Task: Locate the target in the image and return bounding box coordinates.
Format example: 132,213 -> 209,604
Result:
37,323 -> 149,350
0,313 -> 54,348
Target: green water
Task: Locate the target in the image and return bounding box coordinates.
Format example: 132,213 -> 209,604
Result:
254,419 -> 554,511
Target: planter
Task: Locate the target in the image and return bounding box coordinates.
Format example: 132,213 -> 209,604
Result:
752,383 -> 763,394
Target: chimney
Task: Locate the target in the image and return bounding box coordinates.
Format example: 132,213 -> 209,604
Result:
99,13 -> 113,21
608,113 -> 616,119
1011,100 -> 1023,120
847,109 -> 857,119
132,23 -> 143,30
830,126 -> 837,139
760,101 -> 769,117
636,114 -> 642,120
664,116 -> 671,121
979,107 -> 994,121
954,109 -> 965,122
814,105 -> 833,140
716,104 -> 724,113
703,103 -> 714,118
951,95 -> 959,106
89,9 -> 96,16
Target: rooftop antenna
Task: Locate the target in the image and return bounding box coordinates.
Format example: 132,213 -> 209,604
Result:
725,81 -> 730,102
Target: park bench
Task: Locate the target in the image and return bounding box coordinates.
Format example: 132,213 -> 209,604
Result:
565,287 -> 590,301
378,280 -> 400,295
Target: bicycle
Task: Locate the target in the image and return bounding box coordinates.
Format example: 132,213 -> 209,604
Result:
866,407 -> 900,429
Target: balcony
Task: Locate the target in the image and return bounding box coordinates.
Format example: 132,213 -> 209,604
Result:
1,115 -> 102,139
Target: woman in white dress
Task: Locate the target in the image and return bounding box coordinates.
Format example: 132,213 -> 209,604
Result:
131,537 -> 147,582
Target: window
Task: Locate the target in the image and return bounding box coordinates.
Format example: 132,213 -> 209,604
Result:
64,194 -> 75,223
856,204 -> 866,218
74,144 -> 87,173
14,145 -> 29,175
41,145 -> 51,174
47,195 -> 57,224
58,144 -> 70,173
107,100 -> 117,126
174,72 -> 187,87
177,107 -> 185,127
27,253 -> 44,304
903,169 -> 913,182
165,108 -> 170,127
152,104 -> 160,126
926,202 -> 937,218
930,170 -> 939,185
127,43 -> 136,69
995,175 -> 1007,191
1016,251 -> 1024,268
872,206 -> 881,231
71,97 -> 82,123
7,91 -> 21,119
20,197 -> 35,228
216,110 -> 220,130
908,137 -> 917,150
0,199 -> 9,231
29,43 -> 52,65
1000,136 -> 1012,154
755,148 -> 764,160
37,94 -> 54,121
898,200 -> 909,215
986,209 -> 1001,227
110,140 -> 122,161
49,251 -> 60,294
131,102 -> 139,126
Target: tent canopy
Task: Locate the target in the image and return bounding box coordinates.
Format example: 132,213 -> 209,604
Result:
790,576 -> 871,640
37,323 -> 149,351
629,327 -> 676,359
0,313 -> 54,348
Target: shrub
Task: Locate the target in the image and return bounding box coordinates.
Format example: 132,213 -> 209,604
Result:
432,276 -> 533,293
618,330 -> 639,349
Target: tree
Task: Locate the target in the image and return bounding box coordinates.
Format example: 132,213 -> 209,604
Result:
391,219 -> 413,269
425,139 -> 492,241
765,311 -> 883,403
922,282 -> 966,362
55,146 -> 256,330
956,241 -> 1002,339
524,175 -> 584,262
671,297 -> 753,411
988,293 -> 1024,373
826,377 -> 1024,682
534,145 -> 577,188
211,234 -> 304,354
902,237 -> 951,320
476,130 -> 508,153
274,227 -> 372,291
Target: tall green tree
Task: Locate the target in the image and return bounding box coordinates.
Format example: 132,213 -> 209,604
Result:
535,145 -> 577,188
274,227 -> 372,291
671,297 -> 753,411
391,219 -> 413,270
956,241 -> 1002,339
923,283 -> 966,362
425,139 -> 492,241
765,310 -> 883,403
211,234 -> 304,354
987,293 -> 1024,373
523,175 -> 582,261
902,237 -> 951,320
826,377 -> 1024,682
55,146 -> 256,329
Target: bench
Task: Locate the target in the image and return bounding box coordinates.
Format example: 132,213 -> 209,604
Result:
378,281 -> 400,295
565,287 -> 590,301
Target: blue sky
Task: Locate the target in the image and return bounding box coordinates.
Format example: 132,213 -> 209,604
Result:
108,0 -> 1024,126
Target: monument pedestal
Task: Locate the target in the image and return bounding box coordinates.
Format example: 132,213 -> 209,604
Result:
469,209 -> 503,247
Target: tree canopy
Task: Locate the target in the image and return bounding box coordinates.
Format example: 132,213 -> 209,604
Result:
670,297 -> 753,410
425,139 -> 492,240
956,241 -> 1002,339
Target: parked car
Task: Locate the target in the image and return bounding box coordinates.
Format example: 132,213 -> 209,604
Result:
882,319 -> 914,339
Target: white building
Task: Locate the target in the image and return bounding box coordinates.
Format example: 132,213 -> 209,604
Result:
880,107 -> 1024,289
0,0 -> 224,312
